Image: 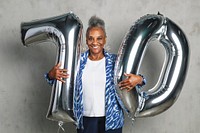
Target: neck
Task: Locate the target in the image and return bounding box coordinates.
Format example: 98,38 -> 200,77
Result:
88,53 -> 104,61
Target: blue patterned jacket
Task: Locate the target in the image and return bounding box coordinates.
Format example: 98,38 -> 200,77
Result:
44,50 -> 146,130
74,50 -> 124,130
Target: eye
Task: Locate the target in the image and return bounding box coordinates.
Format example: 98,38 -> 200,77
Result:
88,37 -> 93,41
97,37 -> 103,41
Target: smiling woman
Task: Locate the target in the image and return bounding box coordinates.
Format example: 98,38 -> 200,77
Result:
46,15 -> 145,133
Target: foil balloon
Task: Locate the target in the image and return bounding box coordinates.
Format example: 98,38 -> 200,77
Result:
114,13 -> 189,118
21,12 -> 83,122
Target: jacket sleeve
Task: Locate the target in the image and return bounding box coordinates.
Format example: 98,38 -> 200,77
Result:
44,73 -> 55,86
136,74 -> 147,88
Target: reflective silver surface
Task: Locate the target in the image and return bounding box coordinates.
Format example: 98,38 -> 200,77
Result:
114,14 -> 189,118
21,12 -> 83,122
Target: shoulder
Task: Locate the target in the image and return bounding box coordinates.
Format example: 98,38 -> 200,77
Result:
81,50 -> 89,57
81,50 -> 89,60
104,50 -> 117,61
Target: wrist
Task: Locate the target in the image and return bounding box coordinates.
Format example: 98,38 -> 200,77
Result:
138,74 -> 146,86
47,72 -> 53,80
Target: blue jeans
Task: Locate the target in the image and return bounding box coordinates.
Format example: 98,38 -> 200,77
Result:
77,116 -> 122,133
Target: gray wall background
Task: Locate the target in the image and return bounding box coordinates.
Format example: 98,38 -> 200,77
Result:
0,0 -> 199,133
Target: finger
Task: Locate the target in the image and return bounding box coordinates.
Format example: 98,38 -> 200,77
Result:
122,81 -> 137,87
57,77 -> 66,83
124,73 -> 132,77
119,79 -> 129,84
61,69 -> 68,72
124,73 -> 128,77
61,72 -> 69,76
61,73 -> 70,78
126,87 -> 133,92
56,69 -> 66,75
119,80 -> 130,86
119,85 -> 126,90
60,79 -> 66,83
55,62 -> 61,68
60,69 -> 68,73
58,70 -> 69,77
119,82 -> 130,88
57,73 -> 68,79
120,86 -> 131,90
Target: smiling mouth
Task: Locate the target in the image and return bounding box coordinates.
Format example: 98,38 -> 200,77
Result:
91,45 -> 99,49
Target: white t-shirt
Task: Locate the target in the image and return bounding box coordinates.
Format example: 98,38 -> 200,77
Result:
82,57 -> 106,117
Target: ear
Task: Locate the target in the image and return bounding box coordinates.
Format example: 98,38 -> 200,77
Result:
86,36 -> 89,45
104,36 -> 107,44
86,38 -> 88,45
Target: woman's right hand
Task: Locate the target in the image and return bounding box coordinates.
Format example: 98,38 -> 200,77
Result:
48,63 -> 69,83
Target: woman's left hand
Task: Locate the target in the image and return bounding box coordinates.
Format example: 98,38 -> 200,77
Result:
119,73 -> 143,91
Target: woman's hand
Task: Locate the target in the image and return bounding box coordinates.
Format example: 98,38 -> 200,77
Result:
119,73 -> 143,91
48,63 -> 69,83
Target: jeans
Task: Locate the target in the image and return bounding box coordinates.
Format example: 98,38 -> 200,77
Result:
77,116 -> 122,133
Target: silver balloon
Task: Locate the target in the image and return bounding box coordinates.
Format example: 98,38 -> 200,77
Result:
21,12 -> 83,122
114,13 -> 189,118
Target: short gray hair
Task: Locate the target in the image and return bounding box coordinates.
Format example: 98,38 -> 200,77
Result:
86,15 -> 106,37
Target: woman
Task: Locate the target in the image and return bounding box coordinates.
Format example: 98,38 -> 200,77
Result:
45,16 -> 146,133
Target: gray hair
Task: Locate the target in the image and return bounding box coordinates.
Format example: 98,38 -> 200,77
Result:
86,15 -> 106,37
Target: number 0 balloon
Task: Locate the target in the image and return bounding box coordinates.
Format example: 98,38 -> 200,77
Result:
114,13 -> 189,118
21,12 -> 83,122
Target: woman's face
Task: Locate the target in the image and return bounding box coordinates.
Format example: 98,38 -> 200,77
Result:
86,27 -> 106,56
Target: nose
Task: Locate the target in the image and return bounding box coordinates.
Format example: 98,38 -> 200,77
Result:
92,38 -> 99,45
91,39 -> 99,46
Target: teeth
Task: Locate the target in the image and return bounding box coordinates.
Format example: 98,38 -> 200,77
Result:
92,46 -> 98,48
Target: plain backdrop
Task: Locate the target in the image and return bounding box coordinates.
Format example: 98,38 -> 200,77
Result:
0,0 -> 199,133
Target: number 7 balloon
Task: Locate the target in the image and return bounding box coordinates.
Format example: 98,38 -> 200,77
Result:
21,12 -> 83,123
